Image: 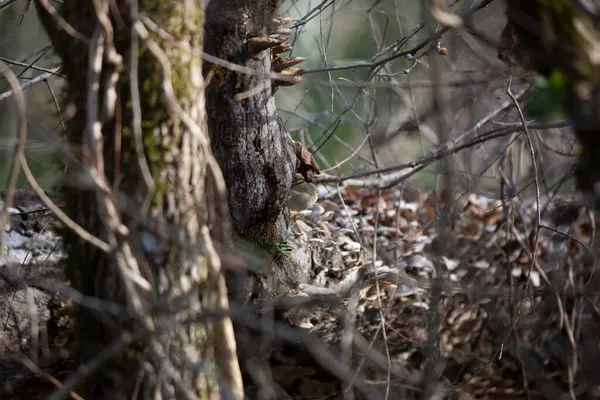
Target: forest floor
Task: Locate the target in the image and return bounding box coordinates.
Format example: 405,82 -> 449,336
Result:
0,187 -> 598,399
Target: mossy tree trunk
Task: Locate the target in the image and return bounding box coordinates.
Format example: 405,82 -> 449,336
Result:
35,0 -> 242,398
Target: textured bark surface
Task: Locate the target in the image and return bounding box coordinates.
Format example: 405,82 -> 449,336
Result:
202,2 -> 314,380
203,1 -> 312,307
204,0 -> 295,244
34,1 -> 232,398
32,0 -> 311,396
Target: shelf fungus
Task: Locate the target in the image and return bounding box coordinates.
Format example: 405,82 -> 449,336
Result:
248,36 -> 286,56
275,67 -> 303,87
269,15 -> 294,32
272,55 -> 306,72
246,15 -> 305,89
248,15 -> 293,59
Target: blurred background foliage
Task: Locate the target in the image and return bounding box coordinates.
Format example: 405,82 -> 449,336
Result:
275,0 -> 577,198
0,0 -> 580,200
0,0 -> 62,188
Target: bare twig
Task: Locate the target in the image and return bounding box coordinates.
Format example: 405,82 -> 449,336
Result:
47,330 -> 147,400
11,353 -> 84,400
129,0 -> 155,215
0,67 -> 62,102
0,61 -> 26,250
35,0 -> 89,43
136,14 -> 243,398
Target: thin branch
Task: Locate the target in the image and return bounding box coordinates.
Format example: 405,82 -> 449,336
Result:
315,121 -> 569,187
0,57 -> 64,77
0,67 -> 62,102
0,60 -> 27,250
130,0 -> 155,215
35,0 -> 89,43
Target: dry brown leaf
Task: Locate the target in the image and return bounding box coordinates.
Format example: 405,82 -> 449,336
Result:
294,140 -> 320,182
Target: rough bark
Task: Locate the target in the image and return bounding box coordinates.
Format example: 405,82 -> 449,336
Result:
35,1 -> 241,398
204,1 -> 311,301
204,0 -> 295,243
201,3 -> 318,388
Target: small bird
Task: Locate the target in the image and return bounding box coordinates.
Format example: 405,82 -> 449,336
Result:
287,180 -> 319,211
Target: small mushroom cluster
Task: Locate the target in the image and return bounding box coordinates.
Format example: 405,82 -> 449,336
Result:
247,16 -> 305,88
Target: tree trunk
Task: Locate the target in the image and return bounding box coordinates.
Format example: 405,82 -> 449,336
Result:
204,0 -> 312,302
205,0 -> 294,243
35,0 -> 242,398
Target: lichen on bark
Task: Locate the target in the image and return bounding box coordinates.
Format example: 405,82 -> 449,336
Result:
34,0 -> 234,397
